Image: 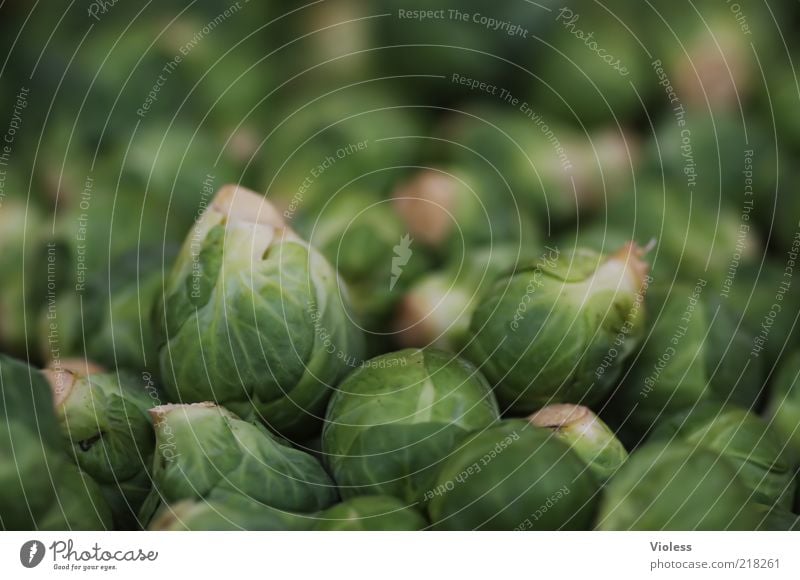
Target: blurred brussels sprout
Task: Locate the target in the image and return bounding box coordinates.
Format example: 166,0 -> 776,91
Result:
597,442 -> 762,530
35,461 -> 114,531
47,167 -> 179,291
0,199 -> 46,357
313,496 -> 428,531
145,403 -> 337,522
391,167 -> 538,257
466,243 -> 649,413
369,1 -> 548,100
323,349 -> 500,502
533,2 -> 651,126
441,108 -> 637,228
754,504 -> 800,531
529,404 -> 628,482
156,185 -> 363,437
149,494 -> 314,532
427,420 -> 599,530
0,355 -> 112,530
276,0 -> 374,90
394,244 -> 526,351
121,123 -> 241,238
41,246 -> 175,375
765,351 -> 800,463
599,185 -> 763,284
296,185 -> 433,335
647,3 -> 770,111
650,403 -> 795,508
606,284 -> 765,440
45,367 -> 160,528
725,261 -> 800,368
647,111 -> 774,211
262,88 -> 422,214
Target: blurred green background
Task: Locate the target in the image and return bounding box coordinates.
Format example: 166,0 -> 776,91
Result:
1,0 -> 798,392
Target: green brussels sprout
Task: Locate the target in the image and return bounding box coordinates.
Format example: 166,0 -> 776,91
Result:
145,403 -> 337,521
534,2 -> 651,126
41,246 -> 175,375
427,421 -> 599,530
529,404 -> 628,483
597,442 -> 763,531
149,494 -> 314,532
262,87 -> 422,214
156,185 -> 363,438
0,355 -> 112,530
296,185 -> 434,336
650,403 -> 795,508
754,504 -> 800,531
726,261 -> 800,368
369,1 -> 550,100
606,284 -> 765,440
646,3 -> 771,111
35,462 -> 114,531
646,111 -> 774,211
45,367 -> 160,528
440,107 -> 637,226
601,185 -> 763,284
466,243 -> 649,413
313,496 -> 428,531
394,244 -> 527,351
765,351 -> 800,464
391,167 -> 538,258
0,199 -> 46,357
277,0 -> 374,90
323,349 -> 500,503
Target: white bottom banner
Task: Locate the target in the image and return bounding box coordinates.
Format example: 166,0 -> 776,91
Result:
0,532 -> 797,579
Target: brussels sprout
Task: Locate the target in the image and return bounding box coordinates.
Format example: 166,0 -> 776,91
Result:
1,355 -> 65,528
149,494 -> 314,531
391,167 -> 537,258
121,123 -> 241,238
726,261 -> 800,368
44,367 -> 159,528
597,442 -> 763,530
600,185 -> 762,284
646,111 -> 774,211
41,246 -> 175,375
262,88 -> 422,214
646,3 -> 770,111
156,185 -> 363,437
394,244 -> 526,351
427,421 -> 599,530
35,462 -> 114,531
534,2 -> 651,126
765,351 -> 800,464
606,284 -> 765,440
440,107 -> 637,226
276,0 -> 374,89
753,504 -> 800,531
313,496 -> 428,531
145,403 -> 337,521
296,185 -> 433,336
369,0 -> 550,100
529,404 -> 628,483
323,349 -> 500,502
650,403 -> 795,508
0,355 -> 112,530
0,199 -> 45,357
466,243 -> 649,413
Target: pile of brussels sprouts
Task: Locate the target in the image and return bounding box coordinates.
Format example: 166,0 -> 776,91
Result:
1,182 -> 799,531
